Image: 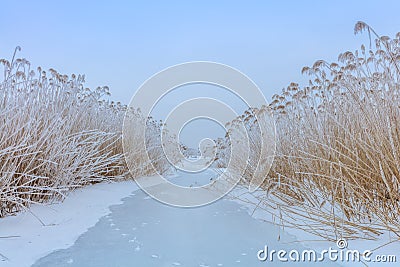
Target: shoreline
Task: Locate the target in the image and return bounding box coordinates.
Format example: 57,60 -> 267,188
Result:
1,177 -> 399,267
0,180 -> 138,267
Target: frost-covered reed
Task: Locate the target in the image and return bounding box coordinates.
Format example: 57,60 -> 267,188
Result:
217,22 -> 400,241
0,49 -> 168,217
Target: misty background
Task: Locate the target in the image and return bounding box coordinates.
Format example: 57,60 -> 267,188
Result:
1,0 -> 400,148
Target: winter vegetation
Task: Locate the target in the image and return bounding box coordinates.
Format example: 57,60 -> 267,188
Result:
0,49 -> 169,217
215,22 -> 400,242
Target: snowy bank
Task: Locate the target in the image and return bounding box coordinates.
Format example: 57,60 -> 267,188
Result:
227,186 -> 400,267
0,180 -> 138,267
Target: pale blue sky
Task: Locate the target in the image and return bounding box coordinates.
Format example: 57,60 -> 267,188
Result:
1,0 -> 400,147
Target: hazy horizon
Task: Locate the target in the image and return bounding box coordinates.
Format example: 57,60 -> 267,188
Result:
2,1 -> 400,147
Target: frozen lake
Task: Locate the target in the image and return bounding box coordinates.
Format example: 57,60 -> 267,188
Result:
31,170 -> 341,267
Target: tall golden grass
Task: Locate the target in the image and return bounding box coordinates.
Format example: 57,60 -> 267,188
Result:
0,48 -> 169,217
219,22 -> 400,241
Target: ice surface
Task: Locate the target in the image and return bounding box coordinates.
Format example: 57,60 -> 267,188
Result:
31,172 -> 341,267
6,170 -> 395,267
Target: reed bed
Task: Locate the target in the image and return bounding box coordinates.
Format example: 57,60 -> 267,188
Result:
218,22 -> 400,241
0,48 -> 169,217
3,21 -> 399,243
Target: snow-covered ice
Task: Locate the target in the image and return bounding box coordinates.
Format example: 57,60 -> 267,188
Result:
0,180 -> 138,267
30,185 -> 339,267
0,169 -> 398,266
